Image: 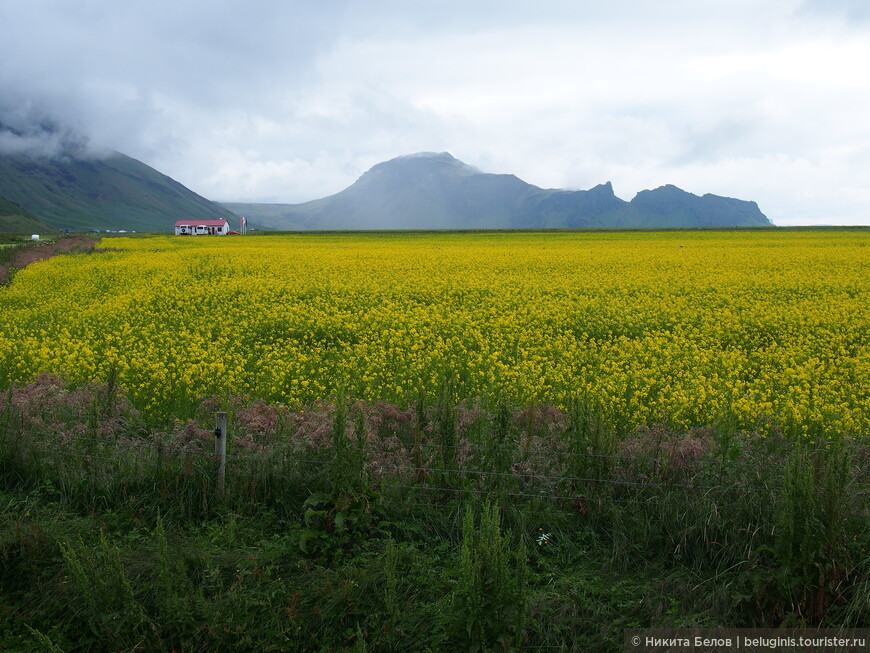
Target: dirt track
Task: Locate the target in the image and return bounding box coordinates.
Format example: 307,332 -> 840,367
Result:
0,235 -> 98,284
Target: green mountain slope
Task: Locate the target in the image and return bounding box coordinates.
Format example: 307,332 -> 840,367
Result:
0,152 -> 237,232
224,152 -> 771,230
0,195 -> 55,233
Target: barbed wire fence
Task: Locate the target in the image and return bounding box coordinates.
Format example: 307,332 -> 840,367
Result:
3,400 -> 868,651
3,408 -> 867,519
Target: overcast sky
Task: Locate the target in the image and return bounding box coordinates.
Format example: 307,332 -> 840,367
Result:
2,0 -> 869,225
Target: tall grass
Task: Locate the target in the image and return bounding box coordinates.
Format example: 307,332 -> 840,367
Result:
0,375 -> 868,650
0,242 -> 30,266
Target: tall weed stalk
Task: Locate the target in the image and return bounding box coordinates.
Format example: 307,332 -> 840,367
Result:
60,529 -> 157,648
450,501 -> 529,650
773,436 -> 856,624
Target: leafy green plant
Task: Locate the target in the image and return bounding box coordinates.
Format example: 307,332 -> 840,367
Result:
299,489 -> 383,560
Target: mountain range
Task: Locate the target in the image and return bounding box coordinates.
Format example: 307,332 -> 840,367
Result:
1,148 -> 770,233
223,152 -> 771,230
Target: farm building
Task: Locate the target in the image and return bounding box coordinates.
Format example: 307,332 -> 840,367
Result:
174,219 -> 230,236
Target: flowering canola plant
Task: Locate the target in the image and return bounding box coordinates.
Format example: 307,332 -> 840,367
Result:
0,230 -> 867,437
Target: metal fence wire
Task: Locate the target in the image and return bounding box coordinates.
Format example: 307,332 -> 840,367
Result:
2,415 -> 867,509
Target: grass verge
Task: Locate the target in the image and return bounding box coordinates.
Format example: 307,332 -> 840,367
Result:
0,376 -> 867,651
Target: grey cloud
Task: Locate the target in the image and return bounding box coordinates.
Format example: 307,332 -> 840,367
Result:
0,0 -> 353,158
798,0 -> 870,22
0,103 -> 94,158
1,0 -> 869,224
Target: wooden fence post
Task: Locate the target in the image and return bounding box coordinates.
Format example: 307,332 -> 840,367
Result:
215,411 -> 227,496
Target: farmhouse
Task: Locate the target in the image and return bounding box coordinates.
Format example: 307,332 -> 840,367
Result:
174,219 -> 230,236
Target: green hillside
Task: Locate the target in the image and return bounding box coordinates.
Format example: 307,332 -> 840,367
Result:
0,152 -> 237,232
0,195 -> 55,234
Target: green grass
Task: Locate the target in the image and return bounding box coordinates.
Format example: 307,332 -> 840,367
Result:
0,376 -> 867,651
0,196 -> 56,235
0,242 -> 30,266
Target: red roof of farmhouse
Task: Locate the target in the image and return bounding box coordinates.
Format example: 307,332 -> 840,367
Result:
174,219 -> 229,226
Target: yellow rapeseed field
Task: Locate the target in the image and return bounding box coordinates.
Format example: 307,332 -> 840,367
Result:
0,230 -> 867,436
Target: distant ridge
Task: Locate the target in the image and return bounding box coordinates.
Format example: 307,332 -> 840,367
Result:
224,152 -> 772,230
